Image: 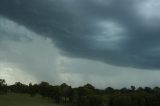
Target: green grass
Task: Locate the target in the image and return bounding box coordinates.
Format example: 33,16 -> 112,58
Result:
0,93 -> 69,106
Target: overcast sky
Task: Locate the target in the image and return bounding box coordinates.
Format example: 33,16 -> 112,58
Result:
1,0 -> 160,88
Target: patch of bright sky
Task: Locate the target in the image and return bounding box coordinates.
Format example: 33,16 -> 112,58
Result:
137,0 -> 160,26
91,20 -> 128,51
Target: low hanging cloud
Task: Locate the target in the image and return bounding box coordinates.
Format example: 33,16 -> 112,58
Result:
0,0 -> 160,70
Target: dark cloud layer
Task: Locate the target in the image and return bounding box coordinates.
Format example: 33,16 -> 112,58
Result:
1,0 -> 160,69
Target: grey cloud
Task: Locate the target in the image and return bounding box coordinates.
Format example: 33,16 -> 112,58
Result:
0,0 -> 160,69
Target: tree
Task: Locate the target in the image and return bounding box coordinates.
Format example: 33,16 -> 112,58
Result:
38,81 -> 50,98
131,85 -> 136,92
9,82 -> 28,93
60,83 -> 73,103
28,83 -> 39,96
83,83 -> 95,90
105,87 -> 114,94
144,87 -> 152,93
53,86 -> 61,103
120,88 -> 129,93
0,79 -> 7,94
0,79 -> 5,85
153,86 -> 160,94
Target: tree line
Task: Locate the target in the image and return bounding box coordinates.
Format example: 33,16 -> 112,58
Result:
1,79 -> 160,106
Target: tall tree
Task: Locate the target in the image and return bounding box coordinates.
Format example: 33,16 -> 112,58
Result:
0,79 -> 7,94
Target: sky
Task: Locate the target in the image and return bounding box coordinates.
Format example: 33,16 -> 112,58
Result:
0,0 -> 160,88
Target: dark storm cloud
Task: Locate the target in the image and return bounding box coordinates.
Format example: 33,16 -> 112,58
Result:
1,0 -> 160,69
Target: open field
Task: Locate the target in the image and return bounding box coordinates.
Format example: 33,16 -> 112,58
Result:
0,93 -> 69,106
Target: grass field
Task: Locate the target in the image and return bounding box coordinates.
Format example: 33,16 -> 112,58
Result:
0,93 -> 69,106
